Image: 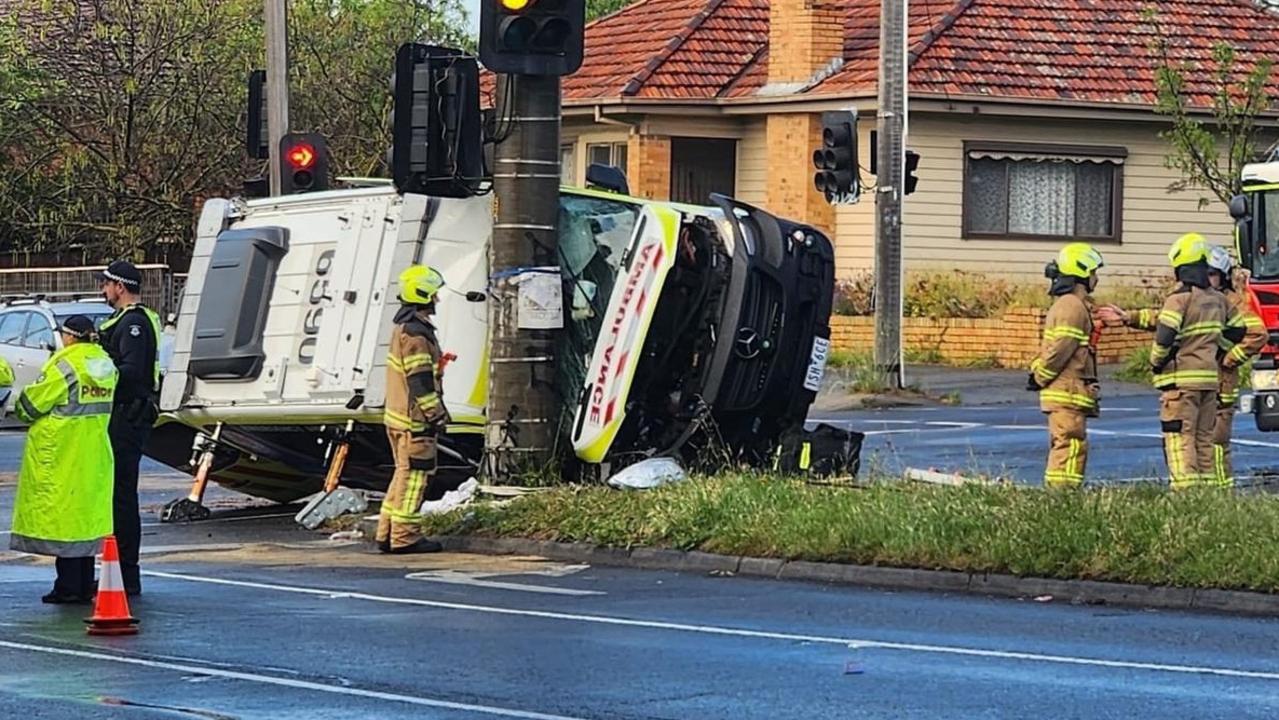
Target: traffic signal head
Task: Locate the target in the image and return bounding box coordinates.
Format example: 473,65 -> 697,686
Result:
279,133 -> 330,194
389,44 -> 484,198
905,149 -> 920,196
480,0 -> 585,76
813,111 -> 858,204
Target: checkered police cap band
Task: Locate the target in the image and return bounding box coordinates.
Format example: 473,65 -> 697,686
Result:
102,269 -> 139,287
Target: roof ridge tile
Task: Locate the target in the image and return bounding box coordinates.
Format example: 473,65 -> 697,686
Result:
620,0 -> 729,96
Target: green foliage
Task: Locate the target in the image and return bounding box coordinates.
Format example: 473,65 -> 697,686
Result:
587,0 -> 633,20
903,347 -> 944,364
825,350 -> 892,393
833,271 -> 1168,320
1114,346 -> 1154,384
0,0 -> 469,259
424,476 -> 1279,592
1146,9 -> 1274,207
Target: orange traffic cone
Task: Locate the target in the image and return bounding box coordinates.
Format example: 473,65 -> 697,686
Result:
85,536 -> 138,636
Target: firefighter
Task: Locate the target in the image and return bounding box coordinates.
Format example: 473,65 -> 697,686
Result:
1142,235 -> 1241,488
8,316 -> 117,603
1206,245 -> 1265,486
1028,243 -> 1104,489
377,265 -> 450,554
96,260 -> 162,594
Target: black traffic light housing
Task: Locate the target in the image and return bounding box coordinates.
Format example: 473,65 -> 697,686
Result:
246,70 -> 269,160
813,111 -> 858,204
905,149 -> 920,195
480,0 -> 585,76
279,133 -> 330,194
390,43 -> 485,198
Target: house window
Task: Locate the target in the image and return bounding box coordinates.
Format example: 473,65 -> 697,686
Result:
560,144 -> 576,185
586,142 -> 628,172
963,142 -> 1126,242
670,137 -> 736,205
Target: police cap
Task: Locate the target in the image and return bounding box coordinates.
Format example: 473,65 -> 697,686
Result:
95,260 -> 142,289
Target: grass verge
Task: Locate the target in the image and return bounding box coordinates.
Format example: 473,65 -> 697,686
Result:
423,475 -> 1279,593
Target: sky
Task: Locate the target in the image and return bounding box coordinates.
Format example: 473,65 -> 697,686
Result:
464,0 -> 481,35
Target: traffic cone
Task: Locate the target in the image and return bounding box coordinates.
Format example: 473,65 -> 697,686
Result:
85,536 -> 138,636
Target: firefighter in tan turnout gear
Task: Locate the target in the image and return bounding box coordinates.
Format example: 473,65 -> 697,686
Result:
1028,243 -> 1104,489
377,265 -> 450,554
1107,235 -> 1249,489
1204,245 -> 1263,485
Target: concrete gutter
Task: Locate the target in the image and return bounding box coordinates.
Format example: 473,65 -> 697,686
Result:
413,533 -> 1279,617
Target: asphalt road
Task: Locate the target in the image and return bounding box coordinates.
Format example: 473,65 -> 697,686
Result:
814,391 -> 1279,485
0,517 -> 1277,719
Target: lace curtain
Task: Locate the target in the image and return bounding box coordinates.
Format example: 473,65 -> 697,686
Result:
966,154 -> 1117,238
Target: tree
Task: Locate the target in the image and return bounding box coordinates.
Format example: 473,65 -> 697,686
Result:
0,0 -> 470,261
587,0 -> 632,21
1147,9 -> 1276,208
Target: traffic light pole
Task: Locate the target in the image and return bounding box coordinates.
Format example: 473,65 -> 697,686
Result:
265,0 -> 290,197
487,74 -> 563,477
874,0 -> 907,389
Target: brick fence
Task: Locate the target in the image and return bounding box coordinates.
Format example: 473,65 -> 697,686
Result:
830,308 -> 1149,367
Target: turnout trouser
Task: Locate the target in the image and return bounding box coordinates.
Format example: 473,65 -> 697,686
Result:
110,414 -> 151,593
377,427 -> 437,549
1212,398 -> 1236,488
1159,389 -> 1217,490
1044,409 -> 1087,489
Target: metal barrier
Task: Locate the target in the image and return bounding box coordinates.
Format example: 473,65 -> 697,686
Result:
0,264 -> 175,315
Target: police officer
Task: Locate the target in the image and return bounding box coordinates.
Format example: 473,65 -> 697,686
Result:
377,265 -> 449,554
9,315 -> 117,603
96,260 -> 162,594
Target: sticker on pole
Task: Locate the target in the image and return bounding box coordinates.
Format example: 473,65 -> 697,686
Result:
804,336 -> 831,392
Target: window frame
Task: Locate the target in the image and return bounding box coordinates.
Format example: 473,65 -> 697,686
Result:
585,142 -> 628,173
961,140 -> 1127,244
22,313 -> 54,350
0,311 -> 31,346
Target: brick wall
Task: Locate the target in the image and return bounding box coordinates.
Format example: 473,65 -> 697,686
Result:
768,0 -> 844,84
626,134 -> 672,200
766,114 -> 835,233
830,308 -> 1151,367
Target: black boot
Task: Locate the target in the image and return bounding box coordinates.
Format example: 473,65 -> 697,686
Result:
388,539 -> 443,555
42,588 -> 90,605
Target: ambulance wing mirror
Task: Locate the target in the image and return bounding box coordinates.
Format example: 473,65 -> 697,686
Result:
465,291 -> 487,302
1230,194 -> 1255,271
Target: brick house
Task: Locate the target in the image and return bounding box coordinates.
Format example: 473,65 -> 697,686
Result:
555,0 -> 1279,280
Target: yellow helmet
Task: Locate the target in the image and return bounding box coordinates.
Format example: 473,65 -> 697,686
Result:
1056,242 -> 1104,279
1168,233 -> 1209,268
398,265 -> 445,304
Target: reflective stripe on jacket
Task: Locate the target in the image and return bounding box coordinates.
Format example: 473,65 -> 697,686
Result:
384,306 -> 448,434
1032,285 -> 1099,414
1148,286 -> 1237,391
8,342 -> 117,557
1218,288 -> 1266,406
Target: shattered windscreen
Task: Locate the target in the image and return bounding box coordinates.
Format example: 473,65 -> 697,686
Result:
554,193 -> 641,438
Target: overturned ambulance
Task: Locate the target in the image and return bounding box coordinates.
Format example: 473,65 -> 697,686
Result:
149,178 -> 849,509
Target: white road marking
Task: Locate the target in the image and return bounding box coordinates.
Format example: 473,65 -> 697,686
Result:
143,570 -> 1279,682
0,639 -> 587,720
405,570 -> 604,597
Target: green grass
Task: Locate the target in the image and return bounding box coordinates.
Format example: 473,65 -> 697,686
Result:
826,350 -> 893,393
904,347 -> 945,364
423,476 -> 1279,592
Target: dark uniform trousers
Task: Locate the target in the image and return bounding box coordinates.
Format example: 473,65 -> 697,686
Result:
111,412 -> 151,591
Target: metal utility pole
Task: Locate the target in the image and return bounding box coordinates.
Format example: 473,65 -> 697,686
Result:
265,0 -> 290,196
487,74 -> 563,476
875,0 -> 907,389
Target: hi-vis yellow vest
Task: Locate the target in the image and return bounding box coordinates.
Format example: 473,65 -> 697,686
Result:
8,342 -> 118,556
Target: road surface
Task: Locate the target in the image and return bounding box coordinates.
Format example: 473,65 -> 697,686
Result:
0,476 -> 1277,718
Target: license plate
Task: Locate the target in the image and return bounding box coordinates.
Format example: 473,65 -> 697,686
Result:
804,337 -> 831,392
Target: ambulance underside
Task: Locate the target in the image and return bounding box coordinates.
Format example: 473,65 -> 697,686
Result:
150,187 -> 835,503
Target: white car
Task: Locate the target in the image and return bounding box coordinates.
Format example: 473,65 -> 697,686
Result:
0,298 -> 174,426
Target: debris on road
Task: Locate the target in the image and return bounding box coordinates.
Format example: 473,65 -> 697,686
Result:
606,458 -> 688,490
905,467 -> 998,487
1034,595 -> 1054,603
844,661 -> 865,675
328,530 -> 364,542
421,478 -> 479,515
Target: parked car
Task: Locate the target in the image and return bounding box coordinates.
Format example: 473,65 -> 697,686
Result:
0,297 -> 174,426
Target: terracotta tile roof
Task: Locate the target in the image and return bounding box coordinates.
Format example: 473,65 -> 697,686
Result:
560,0 -> 1279,109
